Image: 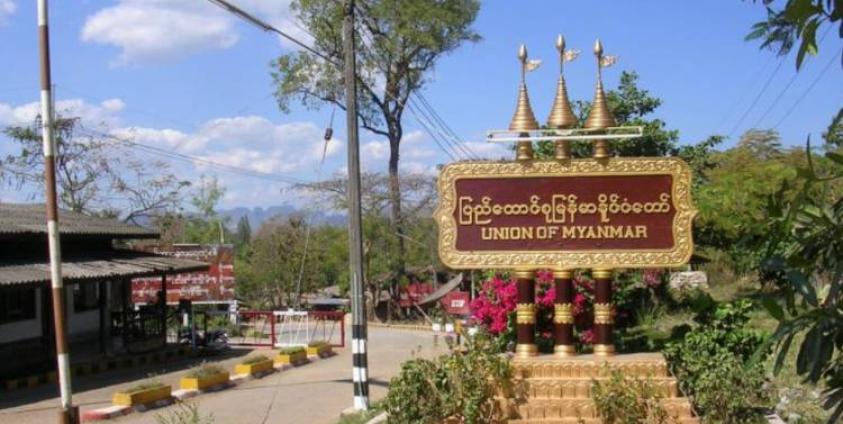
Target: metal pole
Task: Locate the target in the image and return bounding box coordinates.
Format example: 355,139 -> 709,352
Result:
37,1 -> 77,423
343,0 -> 369,411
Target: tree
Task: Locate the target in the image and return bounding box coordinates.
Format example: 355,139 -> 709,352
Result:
761,140 -> 843,423
233,215 -> 252,251
824,108 -> 843,149
746,0 -> 842,70
237,215 -> 326,309
2,116 -> 190,222
183,176 -> 230,244
295,171 -> 438,319
271,0 -> 481,278
737,128 -> 784,159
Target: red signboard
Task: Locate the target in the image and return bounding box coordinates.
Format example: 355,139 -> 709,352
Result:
132,245 -> 235,304
441,291 -> 470,316
434,158 -> 696,269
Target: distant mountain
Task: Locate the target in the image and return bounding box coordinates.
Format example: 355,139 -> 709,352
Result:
220,205 -> 346,231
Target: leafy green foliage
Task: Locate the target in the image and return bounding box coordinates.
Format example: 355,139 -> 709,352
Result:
664,300 -> 770,423
383,335 -> 511,423
746,0 -> 842,70
761,138 -> 843,423
591,368 -> 671,424
273,0 -> 481,283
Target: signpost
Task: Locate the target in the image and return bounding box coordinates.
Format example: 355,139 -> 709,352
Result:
434,38 -> 696,359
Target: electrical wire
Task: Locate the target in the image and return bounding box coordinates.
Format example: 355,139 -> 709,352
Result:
748,26 -> 835,130
772,49 -> 841,130
727,57 -> 786,138
80,127 -> 309,184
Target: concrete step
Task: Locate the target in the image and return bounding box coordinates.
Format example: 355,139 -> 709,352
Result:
511,376 -> 679,399
508,418 -> 700,424
499,398 -> 695,420
512,353 -> 670,380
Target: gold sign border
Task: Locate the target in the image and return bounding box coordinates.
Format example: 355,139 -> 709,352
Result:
433,157 -> 697,269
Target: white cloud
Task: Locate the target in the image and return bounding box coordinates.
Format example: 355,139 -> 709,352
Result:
81,0 -> 238,66
81,0 -> 306,65
115,116 -> 342,176
0,0 -> 14,25
0,98 -> 125,128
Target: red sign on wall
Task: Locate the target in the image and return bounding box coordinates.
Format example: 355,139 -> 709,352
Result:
132,245 -> 235,304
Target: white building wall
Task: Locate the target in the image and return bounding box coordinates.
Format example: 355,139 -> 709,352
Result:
0,288 -> 42,343
67,284 -> 100,336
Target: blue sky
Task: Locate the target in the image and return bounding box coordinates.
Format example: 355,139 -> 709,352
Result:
0,1 -> 841,209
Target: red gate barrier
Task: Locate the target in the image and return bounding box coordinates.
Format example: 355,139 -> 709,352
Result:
308,311 -> 346,348
233,310 -> 275,347
231,310 -> 345,348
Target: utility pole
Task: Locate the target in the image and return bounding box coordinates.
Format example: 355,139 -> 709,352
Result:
343,0 -> 369,411
37,1 -> 77,423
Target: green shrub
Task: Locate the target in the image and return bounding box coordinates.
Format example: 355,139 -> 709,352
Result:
125,380 -> 166,394
241,354 -> 269,365
664,300 -> 770,423
185,363 -> 225,379
383,334 -> 510,423
277,346 -> 306,355
307,340 -> 327,347
591,368 -> 671,424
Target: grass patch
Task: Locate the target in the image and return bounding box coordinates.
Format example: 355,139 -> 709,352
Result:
241,354 -> 270,365
185,363 -> 226,379
125,380 -> 166,394
278,346 -> 306,355
337,402 -> 382,424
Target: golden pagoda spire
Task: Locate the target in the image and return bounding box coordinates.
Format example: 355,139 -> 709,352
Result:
547,34 -> 579,159
509,44 -> 540,161
584,39 -> 617,158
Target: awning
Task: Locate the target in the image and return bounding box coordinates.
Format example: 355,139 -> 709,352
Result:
417,273 -> 464,306
0,251 -> 209,286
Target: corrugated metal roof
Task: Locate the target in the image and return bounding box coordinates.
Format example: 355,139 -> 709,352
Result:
0,203 -> 158,238
0,252 -> 208,286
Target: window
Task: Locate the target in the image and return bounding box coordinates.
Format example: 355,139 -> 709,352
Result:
0,287 -> 37,324
73,284 -> 99,312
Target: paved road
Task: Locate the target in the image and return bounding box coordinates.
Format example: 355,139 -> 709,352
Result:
0,327 -> 444,424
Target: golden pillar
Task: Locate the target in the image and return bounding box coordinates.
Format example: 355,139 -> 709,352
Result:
514,270 -> 538,357
592,268 -> 615,356
552,269 -> 576,356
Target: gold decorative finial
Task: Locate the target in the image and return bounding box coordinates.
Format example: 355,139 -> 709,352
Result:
547,34 -> 578,160
509,44 -> 540,161
584,39 -> 617,158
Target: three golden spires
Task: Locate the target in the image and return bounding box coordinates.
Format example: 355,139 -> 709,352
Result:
508,36 -> 617,160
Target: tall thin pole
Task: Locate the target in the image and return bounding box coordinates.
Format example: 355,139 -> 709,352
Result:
343,0 -> 369,411
37,1 -> 77,423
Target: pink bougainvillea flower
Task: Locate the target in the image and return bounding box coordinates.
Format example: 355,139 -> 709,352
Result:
579,329 -> 595,345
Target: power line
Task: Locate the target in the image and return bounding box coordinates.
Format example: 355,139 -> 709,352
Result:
414,93 -> 479,159
727,57 -> 785,138
208,0 -> 466,162
748,26 -> 834,130
81,127 -> 309,185
206,0 -> 339,66
716,56 -> 774,131
351,20 -> 475,160
772,49 -> 841,130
